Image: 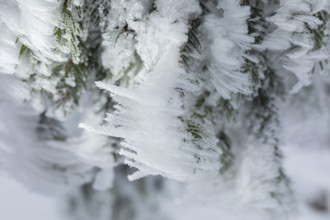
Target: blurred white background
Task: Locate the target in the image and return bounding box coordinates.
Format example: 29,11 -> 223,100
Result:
0,174 -> 61,220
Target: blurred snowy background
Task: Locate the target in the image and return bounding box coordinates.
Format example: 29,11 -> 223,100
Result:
0,174 -> 61,220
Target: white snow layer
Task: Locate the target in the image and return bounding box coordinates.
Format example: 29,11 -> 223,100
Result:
202,0 -> 254,99
264,0 -> 330,93
82,1 -> 221,182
